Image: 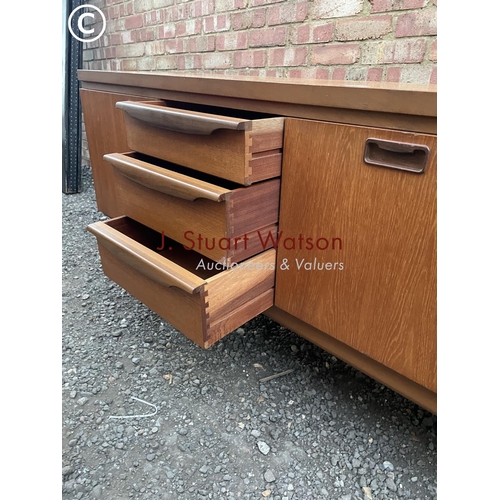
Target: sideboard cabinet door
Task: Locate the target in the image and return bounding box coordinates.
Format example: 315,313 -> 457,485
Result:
275,119 -> 436,392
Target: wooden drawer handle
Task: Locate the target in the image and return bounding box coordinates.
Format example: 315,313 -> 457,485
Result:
117,101 -> 251,135
104,153 -> 229,202
364,138 -> 431,174
87,221 -> 205,294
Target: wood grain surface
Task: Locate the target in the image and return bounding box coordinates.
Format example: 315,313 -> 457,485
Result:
275,119 -> 437,392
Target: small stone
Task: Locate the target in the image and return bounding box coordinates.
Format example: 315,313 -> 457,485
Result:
386,478 -> 397,492
69,391 -> 77,399
291,345 -> 298,353
62,465 -> 73,476
262,490 -> 271,498
91,484 -> 103,498
257,441 -> 270,455
115,361 -> 124,369
131,357 -> 140,364
77,397 -> 88,406
111,330 -> 123,337
199,465 -> 208,474
352,458 -> 361,468
264,470 -> 276,483
411,476 -> 418,482
223,474 -> 231,481
383,461 -> 394,471
82,294 -> 90,300
236,328 -> 245,334
251,430 -> 261,438
178,428 -> 188,436
146,454 -> 155,461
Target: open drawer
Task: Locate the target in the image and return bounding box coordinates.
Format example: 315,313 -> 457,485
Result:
87,216 -> 276,348
116,100 -> 284,185
104,152 -> 280,264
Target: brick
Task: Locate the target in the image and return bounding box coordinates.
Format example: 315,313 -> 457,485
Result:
136,28 -> 155,42
313,23 -> 334,43
311,43 -> 360,65
203,14 -> 231,32
116,43 -> 145,58
159,23 -> 175,39
400,64 -> 433,83
165,39 -> 184,53
188,36 -> 216,52
367,67 -> 383,81
216,32 -> 248,51
119,3 -> 134,17
332,67 -> 347,79
249,27 -> 287,47
290,24 -> 310,44
347,66 -> 368,81
429,39 -> 437,62
121,30 -> 134,44
313,0 -> 364,20
185,18 -> 203,35
430,66 -> 437,84
134,0 -> 154,13
124,15 -> 143,30
396,10 -> 437,37
371,0 -> 426,12
137,56 -> 156,71
270,46 -> 308,66
145,40 -> 167,56
202,52 -> 232,69
385,66 -> 401,82
234,49 -> 267,67
250,0 -> 287,6
153,0 -> 175,7
382,39 -> 426,63
215,0 -> 247,12
269,1 -> 309,26
144,11 -> 158,26
155,55 -> 177,70
232,9 -> 266,30
335,15 -> 392,41
121,59 -> 138,71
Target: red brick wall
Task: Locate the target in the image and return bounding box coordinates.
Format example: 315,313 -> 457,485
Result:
82,0 -> 437,84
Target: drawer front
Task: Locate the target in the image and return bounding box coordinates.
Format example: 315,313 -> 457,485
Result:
88,216 -> 276,348
275,119 -> 437,392
117,100 -> 284,185
104,152 -> 280,264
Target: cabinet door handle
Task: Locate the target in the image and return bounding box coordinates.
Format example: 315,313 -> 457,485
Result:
103,153 -> 230,202
116,101 -> 251,135
87,221 -> 205,294
364,138 -> 431,174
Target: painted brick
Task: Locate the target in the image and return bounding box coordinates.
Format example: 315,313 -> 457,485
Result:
134,0 -> 155,13
270,46 -> 308,66
202,52 -> 233,69
367,67 -> 383,81
371,0 -> 426,12
234,50 -> 267,67
429,39 -> 437,62
124,15 -> 143,30
400,64 -> 433,83
122,30 -> 134,44
249,27 -> 287,47
386,66 -> 401,82
269,2 -> 309,26
311,43 -> 360,65
216,32 -> 248,51
313,0 -> 364,20
382,39 -> 427,63
335,15 -> 392,41
396,10 -> 437,37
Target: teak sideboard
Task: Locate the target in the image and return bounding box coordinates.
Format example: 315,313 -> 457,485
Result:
78,70 -> 437,414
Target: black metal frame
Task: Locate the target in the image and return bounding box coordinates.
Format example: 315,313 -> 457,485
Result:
62,0 -> 83,194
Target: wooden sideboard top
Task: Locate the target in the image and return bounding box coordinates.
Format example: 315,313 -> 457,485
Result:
78,70 -> 437,133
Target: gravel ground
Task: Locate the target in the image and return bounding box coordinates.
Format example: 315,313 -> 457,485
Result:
62,167 -> 437,500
